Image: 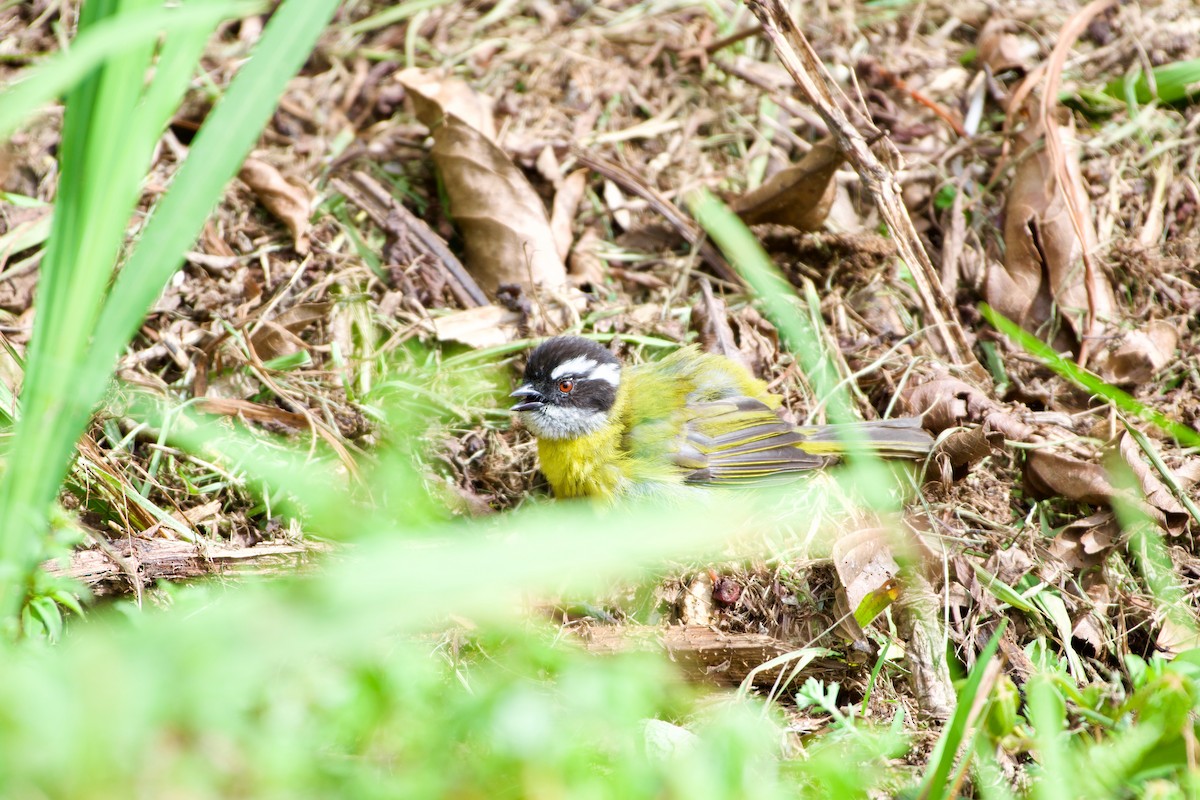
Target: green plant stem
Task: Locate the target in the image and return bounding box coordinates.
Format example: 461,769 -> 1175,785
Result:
0,0 -> 338,628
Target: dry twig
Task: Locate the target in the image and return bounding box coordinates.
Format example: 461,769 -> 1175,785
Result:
743,0 -> 983,378
333,171 -> 488,307
570,148 -> 740,285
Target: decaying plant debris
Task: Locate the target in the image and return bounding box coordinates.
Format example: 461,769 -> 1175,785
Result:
3,0 -> 1200,780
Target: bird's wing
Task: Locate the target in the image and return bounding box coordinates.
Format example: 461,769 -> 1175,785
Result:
677,401 -> 936,486
677,398 -> 826,485
620,347 -> 934,487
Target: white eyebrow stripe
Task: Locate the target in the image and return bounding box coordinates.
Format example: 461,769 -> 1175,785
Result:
589,362 -> 620,386
551,356 -> 598,379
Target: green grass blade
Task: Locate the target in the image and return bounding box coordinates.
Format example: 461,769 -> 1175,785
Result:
0,0 -> 317,625
688,188 -> 902,511
1104,58 -> 1200,105
91,0 -> 340,388
1028,674 -> 1072,800
980,304 -> 1200,448
917,620 -> 1006,800
0,0 -> 209,620
0,1 -> 257,144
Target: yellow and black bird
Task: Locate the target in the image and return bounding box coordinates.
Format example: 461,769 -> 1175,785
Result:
511,336 -> 933,501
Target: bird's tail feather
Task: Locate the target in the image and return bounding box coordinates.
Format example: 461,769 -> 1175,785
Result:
797,417 -> 934,459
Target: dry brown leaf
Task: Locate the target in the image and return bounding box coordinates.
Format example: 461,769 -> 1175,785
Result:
1176,460 -> 1200,490
397,68 -> 496,141
831,527 -> 901,623
986,101 -> 1115,353
249,302 -> 331,362
1049,511 -> 1122,570
423,305 -> 522,349
902,378 -> 998,431
934,426 -> 1001,473
550,168 -> 589,260
730,137 -> 842,231
1157,617 -> 1200,656
238,158 -> 312,254
1118,432 -> 1190,535
398,69 -> 567,295
431,117 -> 568,294
1025,448 -> 1114,506
1091,320 -> 1179,387
977,19 -> 1032,75
986,546 -> 1035,587
420,292 -> 588,349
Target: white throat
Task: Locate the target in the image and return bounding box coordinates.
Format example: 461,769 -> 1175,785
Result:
521,405 -> 610,440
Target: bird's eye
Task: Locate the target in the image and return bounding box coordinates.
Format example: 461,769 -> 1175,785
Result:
557,379 -> 574,393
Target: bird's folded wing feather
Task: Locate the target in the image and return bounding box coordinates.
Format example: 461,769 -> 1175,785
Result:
677,402 -> 935,485
678,399 -> 826,485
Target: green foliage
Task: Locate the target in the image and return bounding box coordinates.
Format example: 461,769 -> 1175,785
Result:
0,0 -> 339,625
1104,58 -> 1200,106
979,304 -> 1200,449
1001,651 -> 1200,799
0,599 -> 802,798
918,621 -> 1006,800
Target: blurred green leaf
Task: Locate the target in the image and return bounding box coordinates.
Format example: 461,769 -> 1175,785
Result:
1103,59 -> 1200,105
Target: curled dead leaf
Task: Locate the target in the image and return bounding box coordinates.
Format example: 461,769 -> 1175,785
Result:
902,377 -> 998,432
1049,511 -> 1121,571
1091,320 -> 1179,387
986,101 -> 1115,354
977,19 -> 1032,75
430,116 -> 568,294
983,410 -> 1037,443
1118,431 -> 1190,535
1025,447 -> 1115,506
397,69 -> 567,295
730,137 -> 842,231
238,158 -> 312,254
933,426 -> 1001,475
397,67 -> 496,141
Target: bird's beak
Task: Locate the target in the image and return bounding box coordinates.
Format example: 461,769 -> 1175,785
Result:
510,384 -> 546,412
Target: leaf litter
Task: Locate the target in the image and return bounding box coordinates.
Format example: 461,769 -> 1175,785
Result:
2,0 -> 1200,786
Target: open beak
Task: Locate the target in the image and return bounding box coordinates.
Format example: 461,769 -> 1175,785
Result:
510,384 -> 546,412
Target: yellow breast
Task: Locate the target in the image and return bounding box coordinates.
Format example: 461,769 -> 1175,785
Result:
537,430 -> 628,500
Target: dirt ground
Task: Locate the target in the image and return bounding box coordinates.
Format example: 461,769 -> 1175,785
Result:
3,0 -> 1200,746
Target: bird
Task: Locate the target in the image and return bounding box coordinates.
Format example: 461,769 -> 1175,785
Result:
510,336 -> 934,501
